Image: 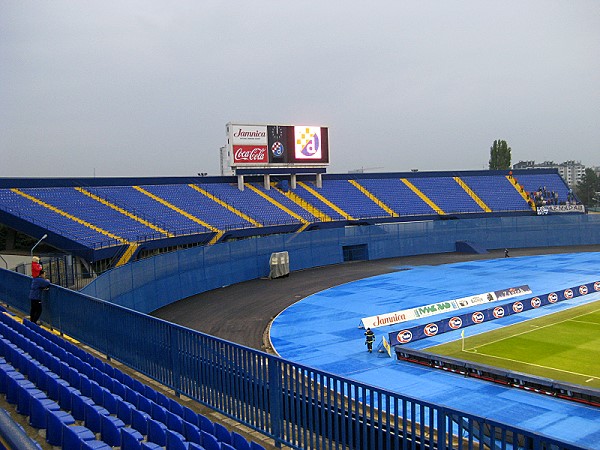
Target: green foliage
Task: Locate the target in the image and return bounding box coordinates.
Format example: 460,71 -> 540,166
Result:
488,140 -> 512,170
575,168 -> 600,206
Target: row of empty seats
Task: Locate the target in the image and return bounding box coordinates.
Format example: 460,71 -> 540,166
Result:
0,307 -> 265,450
0,173 -> 571,252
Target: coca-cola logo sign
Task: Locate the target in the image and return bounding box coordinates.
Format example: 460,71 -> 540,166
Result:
233,146 -> 268,164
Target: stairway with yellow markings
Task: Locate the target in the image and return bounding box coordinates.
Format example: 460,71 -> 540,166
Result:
348,180 -> 398,217
187,184 -> 262,228
10,188 -> 130,246
116,243 -> 139,267
271,183 -> 332,222
244,183 -> 309,225
133,186 -> 222,233
507,176 -> 536,211
452,177 -> 492,212
298,182 -> 355,221
400,179 -> 446,215
75,187 -> 173,237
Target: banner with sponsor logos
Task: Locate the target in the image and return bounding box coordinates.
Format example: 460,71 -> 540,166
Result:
388,281 -> 600,346
227,123 -> 329,167
537,204 -> 586,215
361,285 -> 531,329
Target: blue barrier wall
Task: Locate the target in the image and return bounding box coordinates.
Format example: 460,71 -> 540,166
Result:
0,267 -> 580,450
82,214 -> 600,313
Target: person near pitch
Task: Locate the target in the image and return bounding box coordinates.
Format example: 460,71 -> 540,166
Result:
364,328 -> 375,353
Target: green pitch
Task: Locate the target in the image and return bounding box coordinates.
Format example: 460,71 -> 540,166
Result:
426,300 -> 600,389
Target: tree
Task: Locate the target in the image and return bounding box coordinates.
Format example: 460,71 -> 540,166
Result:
488,140 -> 512,170
575,168 -> 600,206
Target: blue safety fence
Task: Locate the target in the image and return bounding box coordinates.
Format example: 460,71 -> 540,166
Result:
0,268 -> 582,449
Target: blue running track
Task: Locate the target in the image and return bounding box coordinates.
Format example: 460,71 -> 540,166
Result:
270,252 -> 600,449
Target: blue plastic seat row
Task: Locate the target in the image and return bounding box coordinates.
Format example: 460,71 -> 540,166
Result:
1,313 -> 266,450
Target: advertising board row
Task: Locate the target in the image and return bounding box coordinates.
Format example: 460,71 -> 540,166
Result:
388,281 -> 600,346
537,204 -> 586,215
361,285 -> 531,329
227,123 -> 329,167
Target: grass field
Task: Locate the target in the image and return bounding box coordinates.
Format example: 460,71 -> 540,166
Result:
425,299 -> 600,389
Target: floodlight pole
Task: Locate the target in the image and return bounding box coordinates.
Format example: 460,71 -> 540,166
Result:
30,234 -> 48,258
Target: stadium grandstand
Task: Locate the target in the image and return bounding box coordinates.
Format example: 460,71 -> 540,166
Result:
1,167 -> 599,449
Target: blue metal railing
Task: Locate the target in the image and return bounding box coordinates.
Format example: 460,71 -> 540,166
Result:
0,268 -> 580,449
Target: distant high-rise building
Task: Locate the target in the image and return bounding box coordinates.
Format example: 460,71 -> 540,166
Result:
513,160 -> 585,188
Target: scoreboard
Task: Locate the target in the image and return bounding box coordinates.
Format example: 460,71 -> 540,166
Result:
226,123 -> 329,168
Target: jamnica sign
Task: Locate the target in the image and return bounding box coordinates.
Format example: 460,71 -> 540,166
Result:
233,146 -> 268,164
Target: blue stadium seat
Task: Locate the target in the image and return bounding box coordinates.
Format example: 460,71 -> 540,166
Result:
62,423 -> 96,449
182,420 -> 202,445
131,408 -> 150,436
147,418 -> 167,446
201,431 -> 221,450
150,399 -> 167,423
29,395 -> 60,429
156,391 -> 171,409
120,426 -> 144,450
83,401 -> 109,434
70,392 -> 95,421
46,409 -> 76,446
116,397 -> 135,425
214,422 -> 232,445
81,439 -> 113,450
100,413 -> 126,447
166,429 -> 191,450
169,397 -> 185,418
250,441 -> 266,450
198,412 -> 215,435
166,409 -> 184,434
232,431 -> 251,450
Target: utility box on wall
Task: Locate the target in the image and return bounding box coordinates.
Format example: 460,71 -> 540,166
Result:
269,251 -> 290,279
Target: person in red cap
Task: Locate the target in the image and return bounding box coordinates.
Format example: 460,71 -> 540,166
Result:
31,256 -> 42,278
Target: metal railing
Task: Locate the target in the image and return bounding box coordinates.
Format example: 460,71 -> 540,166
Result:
0,268 -> 580,450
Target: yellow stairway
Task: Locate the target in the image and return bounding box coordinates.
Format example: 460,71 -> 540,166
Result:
271,183 -> 332,223
75,187 -> 173,237
348,180 -> 398,217
244,183 -> 309,225
452,177 -> 491,212
297,182 -> 355,221
188,184 -> 262,228
507,176 -> 536,211
400,179 -> 445,215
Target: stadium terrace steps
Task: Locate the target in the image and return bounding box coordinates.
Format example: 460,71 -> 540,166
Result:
244,183 -> 309,224
348,179 -> 398,217
75,187 -> 174,238
271,182 -> 331,222
133,186 -> 220,233
453,177 -> 492,212
0,171 -> 579,266
10,187 -> 131,246
460,175 -> 530,212
506,175 -> 537,211
297,181 -> 353,220
0,308 -> 266,450
189,183 -> 262,227
400,178 -> 446,215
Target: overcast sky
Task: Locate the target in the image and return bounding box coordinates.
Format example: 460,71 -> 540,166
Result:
1,1 -> 599,178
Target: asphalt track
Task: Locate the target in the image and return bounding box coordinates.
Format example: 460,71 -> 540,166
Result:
152,244 -> 600,351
